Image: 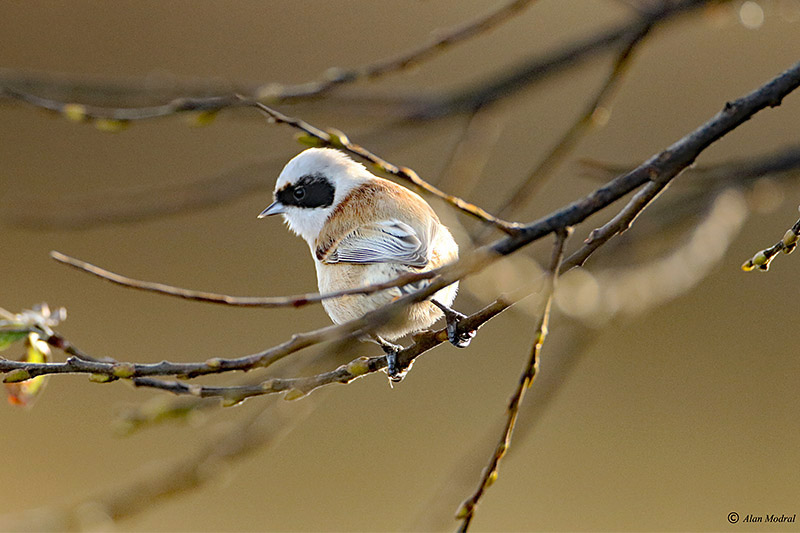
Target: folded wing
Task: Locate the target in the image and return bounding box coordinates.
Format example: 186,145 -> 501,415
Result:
324,219 -> 430,268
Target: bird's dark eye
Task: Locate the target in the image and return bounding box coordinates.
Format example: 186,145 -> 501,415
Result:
293,186 -> 306,200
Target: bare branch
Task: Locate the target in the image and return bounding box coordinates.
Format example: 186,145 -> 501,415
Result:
243,98 -> 520,233
456,228 -> 570,532
562,179 -> 669,271
257,0 -> 538,101
50,250 -> 437,308
742,207 -> 800,271
0,402 -> 309,530
416,0 -> 716,118
495,21 -> 651,218
1,0 -> 536,110
490,60 -> 800,263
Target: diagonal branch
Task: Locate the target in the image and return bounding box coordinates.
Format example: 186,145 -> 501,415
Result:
50,250 -> 437,308
456,228 -> 570,532
495,20 -> 651,219
244,98 -> 519,233
742,208 -> 800,272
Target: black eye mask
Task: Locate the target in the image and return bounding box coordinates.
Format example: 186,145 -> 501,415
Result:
276,174 -> 335,209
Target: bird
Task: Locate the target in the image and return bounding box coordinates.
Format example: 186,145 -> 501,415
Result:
258,147 -> 474,381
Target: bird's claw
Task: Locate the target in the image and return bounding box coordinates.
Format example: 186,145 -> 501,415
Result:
385,350 -> 407,383
444,310 -> 476,348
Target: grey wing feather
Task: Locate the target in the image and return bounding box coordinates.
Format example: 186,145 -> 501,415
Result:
325,220 -> 430,267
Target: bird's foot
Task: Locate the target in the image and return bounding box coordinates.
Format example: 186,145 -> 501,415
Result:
432,299 -> 476,348
374,336 -> 409,383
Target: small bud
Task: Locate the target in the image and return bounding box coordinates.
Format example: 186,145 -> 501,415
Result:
204,358 -> 222,370
323,67 -> 353,83
89,373 -> 116,383
347,358 -> 371,376
187,384 -> 203,397
221,397 -> 244,407
295,133 -> 326,148
94,118 -> 129,133
326,129 -> 349,148
782,230 -> 798,250
3,369 -> 31,383
62,103 -> 88,123
112,363 -> 136,379
741,259 -> 755,271
283,388 -> 307,401
752,251 -> 768,266
188,110 -> 218,127
455,502 -> 472,519
485,470 -> 499,487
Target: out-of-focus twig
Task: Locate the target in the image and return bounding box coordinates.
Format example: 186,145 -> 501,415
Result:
456,228 -> 569,532
0,401 -> 310,531
579,145 -> 800,186
256,0 -> 538,101
495,21 -> 651,218
1,0 -> 535,109
415,0 -> 719,118
3,88 -> 518,232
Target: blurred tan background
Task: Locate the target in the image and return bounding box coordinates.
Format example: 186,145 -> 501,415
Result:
1,1 -> 800,531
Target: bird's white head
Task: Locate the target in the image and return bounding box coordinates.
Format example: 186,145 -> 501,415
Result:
259,148 -> 370,243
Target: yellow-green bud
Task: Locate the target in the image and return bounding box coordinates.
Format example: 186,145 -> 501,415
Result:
62,103 -> 87,122
3,369 -> 31,383
347,358 -> 371,376
112,363 -> 136,379
94,118 -> 129,133
752,251 -> 768,266
283,388 -> 307,401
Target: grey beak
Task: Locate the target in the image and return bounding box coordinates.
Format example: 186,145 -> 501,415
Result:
258,201 -> 286,218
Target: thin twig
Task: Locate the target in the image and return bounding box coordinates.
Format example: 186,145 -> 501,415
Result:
456,228 -> 570,532
256,0 -> 538,101
51,250 -> 437,308
490,61 -> 800,261
416,0 -> 715,118
0,0 -> 708,118
243,98 -> 519,233
495,21 -> 651,218
3,88 -> 518,233
0,401 -> 310,530
742,208 -> 800,271
561,179 -> 669,271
